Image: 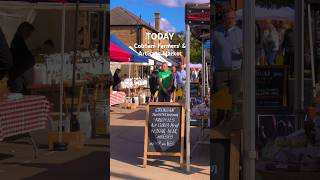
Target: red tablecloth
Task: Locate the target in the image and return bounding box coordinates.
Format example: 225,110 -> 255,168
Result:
110,91 -> 126,106
0,95 -> 50,141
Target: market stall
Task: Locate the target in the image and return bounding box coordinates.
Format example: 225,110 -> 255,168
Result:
0,1 -> 109,149
256,1 -> 320,179
0,95 -> 50,158
110,34 -> 152,107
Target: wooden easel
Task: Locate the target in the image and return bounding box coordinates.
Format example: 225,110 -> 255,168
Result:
143,102 -> 185,168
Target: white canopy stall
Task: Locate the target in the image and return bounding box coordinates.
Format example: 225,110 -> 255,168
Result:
0,1 -> 109,148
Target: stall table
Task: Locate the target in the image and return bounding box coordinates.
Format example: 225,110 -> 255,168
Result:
0,95 -> 50,158
110,91 -> 126,106
257,170 -> 320,180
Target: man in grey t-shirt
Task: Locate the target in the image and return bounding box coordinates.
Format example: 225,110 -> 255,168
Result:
212,8 -> 243,127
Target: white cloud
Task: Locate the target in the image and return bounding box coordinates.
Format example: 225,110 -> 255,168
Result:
160,18 -> 176,32
146,0 -> 209,7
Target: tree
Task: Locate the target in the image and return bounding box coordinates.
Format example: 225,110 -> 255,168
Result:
170,31 -> 202,63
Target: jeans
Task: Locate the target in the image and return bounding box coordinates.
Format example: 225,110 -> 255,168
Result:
267,51 -> 278,65
158,90 -> 171,102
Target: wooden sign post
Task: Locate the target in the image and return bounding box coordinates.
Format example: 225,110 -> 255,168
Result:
143,102 -> 185,168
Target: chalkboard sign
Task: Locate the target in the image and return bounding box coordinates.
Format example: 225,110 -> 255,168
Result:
143,102 -> 185,168
256,66 -> 287,107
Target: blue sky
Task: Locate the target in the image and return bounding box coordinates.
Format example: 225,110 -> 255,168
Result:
110,0 -> 209,32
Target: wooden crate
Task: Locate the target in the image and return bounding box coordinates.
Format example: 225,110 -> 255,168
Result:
123,102 -> 137,109
48,131 -> 85,150
0,80 -> 8,94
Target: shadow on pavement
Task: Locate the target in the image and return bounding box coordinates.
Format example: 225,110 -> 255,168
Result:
110,125 -> 209,176
110,171 -> 149,180
3,151 -> 108,180
112,109 -> 147,121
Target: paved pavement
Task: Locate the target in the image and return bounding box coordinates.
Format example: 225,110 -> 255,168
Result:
0,121 -> 108,180
110,106 -> 210,180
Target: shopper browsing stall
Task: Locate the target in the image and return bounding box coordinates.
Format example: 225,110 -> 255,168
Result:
262,20 -> 280,65
212,8 -> 242,125
0,27 -> 12,80
158,62 -> 173,102
176,63 -> 186,99
33,39 -> 55,55
8,22 -> 35,93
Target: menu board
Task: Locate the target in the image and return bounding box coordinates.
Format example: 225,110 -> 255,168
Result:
143,102 -> 185,168
256,66 -> 287,107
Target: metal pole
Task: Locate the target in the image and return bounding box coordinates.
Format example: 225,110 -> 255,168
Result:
59,4 -> 66,142
295,0 -> 305,129
243,0 -> 255,179
308,4 -> 316,97
101,2 -> 107,73
206,62 -> 209,95
202,39 -> 205,99
70,0 -> 80,130
185,24 -> 191,172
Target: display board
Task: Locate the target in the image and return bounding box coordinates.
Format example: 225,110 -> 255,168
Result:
190,82 -> 199,97
210,139 -> 230,180
143,102 -> 185,168
256,65 -> 287,107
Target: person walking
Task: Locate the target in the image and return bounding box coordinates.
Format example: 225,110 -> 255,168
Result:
176,63 -> 186,100
171,66 -> 177,102
158,62 -> 173,102
282,25 -> 294,76
149,70 -> 158,102
263,20 -> 280,65
112,68 -> 121,91
8,22 -> 35,94
212,8 -> 243,126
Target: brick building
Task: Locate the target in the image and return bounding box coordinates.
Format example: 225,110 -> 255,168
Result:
110,7 -> 170,55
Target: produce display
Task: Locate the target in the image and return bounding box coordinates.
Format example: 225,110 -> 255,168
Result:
33,50 -> 105,85
120,78 -> 148,89
258,117 -> 320,171
191,97 -> 210,117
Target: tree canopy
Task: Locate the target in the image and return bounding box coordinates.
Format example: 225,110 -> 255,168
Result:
170,31 -> 202,63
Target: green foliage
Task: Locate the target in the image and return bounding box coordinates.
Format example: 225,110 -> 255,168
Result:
190,37 -> 202,63
170,31 -> 202,63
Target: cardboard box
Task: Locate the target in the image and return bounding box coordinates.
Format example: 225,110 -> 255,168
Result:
48,131 -> 85,150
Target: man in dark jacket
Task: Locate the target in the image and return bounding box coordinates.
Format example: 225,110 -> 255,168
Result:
149,70 -> 158,102
113,69 -> 121,91
0,27 -> 13,80
8,22 -> 35,93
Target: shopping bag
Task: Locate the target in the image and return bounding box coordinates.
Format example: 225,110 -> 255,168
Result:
276,55 -> 285,65
78,105 -> 92,139
212,87 -> 232,110
154,90 -> 159,98
176,87 -> 183,97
